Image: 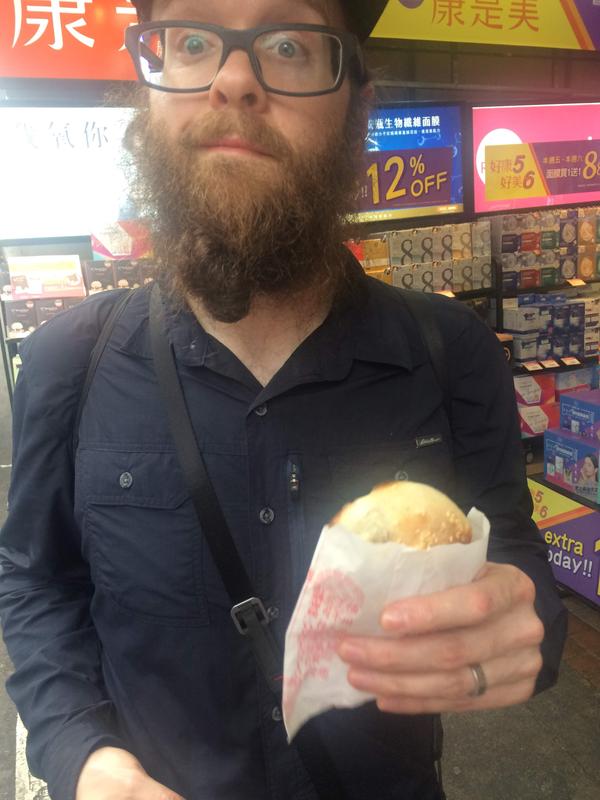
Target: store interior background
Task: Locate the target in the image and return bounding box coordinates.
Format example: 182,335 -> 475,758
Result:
1,23 -> 600,800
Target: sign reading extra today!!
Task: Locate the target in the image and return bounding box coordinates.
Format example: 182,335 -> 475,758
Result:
0,0 -> 137,80
374,1 -> 600,52
528,478 -> 600,608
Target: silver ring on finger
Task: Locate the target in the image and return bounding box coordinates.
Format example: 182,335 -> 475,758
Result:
468,663 -> 488,697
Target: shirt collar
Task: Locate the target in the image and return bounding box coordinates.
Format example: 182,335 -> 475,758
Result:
117,263 -> 421,381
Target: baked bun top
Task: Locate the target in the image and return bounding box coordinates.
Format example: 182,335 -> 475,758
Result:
330,481 -> 471,549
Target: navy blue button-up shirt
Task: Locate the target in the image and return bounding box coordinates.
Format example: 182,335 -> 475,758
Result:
0,276 -> 566,800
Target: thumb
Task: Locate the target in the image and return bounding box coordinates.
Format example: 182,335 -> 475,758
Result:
139,773 -> 186,800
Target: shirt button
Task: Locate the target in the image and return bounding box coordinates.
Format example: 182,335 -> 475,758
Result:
394,470 -> 409,481
259,507 -> 275,525
119,471 -> 133,489
271,706 -> 283,722
254,405 -> 268,417
267,606 -> 280,620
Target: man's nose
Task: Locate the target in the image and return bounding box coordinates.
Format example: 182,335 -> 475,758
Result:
208,48 -> 269,111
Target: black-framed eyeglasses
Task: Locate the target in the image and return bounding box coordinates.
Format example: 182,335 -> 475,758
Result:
125,21 -> 365,97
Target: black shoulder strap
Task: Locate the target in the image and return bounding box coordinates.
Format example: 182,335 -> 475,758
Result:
148,284 -> 346,800
396,289 -> 451,422
72,289 -> 135,457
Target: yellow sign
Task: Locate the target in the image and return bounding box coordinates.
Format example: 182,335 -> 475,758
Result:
484,143 -> 545,202
528,478 -> 594,527
373,1 -> 600,53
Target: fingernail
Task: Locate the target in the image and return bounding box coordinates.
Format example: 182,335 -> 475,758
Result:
338,641 -> 364,662
381,608 -> 409,630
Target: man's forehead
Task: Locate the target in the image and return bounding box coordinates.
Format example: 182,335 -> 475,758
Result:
153,0 -> 343,25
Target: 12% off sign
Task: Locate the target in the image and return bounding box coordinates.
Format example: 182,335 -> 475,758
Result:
360,147 -> 453,211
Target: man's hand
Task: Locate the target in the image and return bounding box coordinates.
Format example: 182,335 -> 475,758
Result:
337,562 -> 544,714
76,747 -> 185,800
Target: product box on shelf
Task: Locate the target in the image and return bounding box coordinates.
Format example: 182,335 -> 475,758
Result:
552,334 -> 570,359
577,246 -> 599,281
392,264 -> 414,291
452,258 -> 475,292
471,220 -> 491,258
531,304 -> 553,333
514,373 -> 556,406
539,210 -> 561,250
566,302 -> 585,331
578,211 -> 597,246
4,299 -> 37,337
503,306 -> 540,333
537,334 -> 553,360
560,389 -> 600,440
544,428 -> 600,504
555,367 -> 596,397
519,213 -> 541,252
512,333 -> 538,362
83,261 -> 115,294
552,304 -> 571,333
559,252 -> 578,282
435,226 -> 454,261
388,232 -> 414,267
432,261 -> 454,292
362,238 -> 390,270
34,298 -> 64,325
568,332 -> 585,359
518,402 -> 560,438
584,327 -> 600,358
411,263 -> 435,293
114,260 -> 142,289
491,215 -> 519,253
452,223 -> 472,260
559,209 -> 579,249
472,256 -> 493,289
409,228 -> 436,264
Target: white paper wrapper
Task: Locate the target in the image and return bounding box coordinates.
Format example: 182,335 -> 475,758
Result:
282,508 -> 490,740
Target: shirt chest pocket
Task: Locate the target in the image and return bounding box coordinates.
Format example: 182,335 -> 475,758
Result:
328,436 -> 454,508
77,448 -> 209,627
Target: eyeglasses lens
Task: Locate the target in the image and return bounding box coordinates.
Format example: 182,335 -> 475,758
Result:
137,27 -> 343,94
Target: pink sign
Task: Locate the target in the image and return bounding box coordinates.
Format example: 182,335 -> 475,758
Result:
473,103 -> 600,213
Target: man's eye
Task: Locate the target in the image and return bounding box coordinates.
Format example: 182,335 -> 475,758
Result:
277,40 -> 298,58
182,35 -> 205,55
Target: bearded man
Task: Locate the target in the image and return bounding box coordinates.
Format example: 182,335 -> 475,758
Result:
0,2 -> 566,799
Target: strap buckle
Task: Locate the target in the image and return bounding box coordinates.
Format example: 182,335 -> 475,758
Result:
230,597 -> 269,636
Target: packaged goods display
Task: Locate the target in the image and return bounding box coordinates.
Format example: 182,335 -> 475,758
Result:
4,300 -> 37,338
34,298 -> 65,325
519,403 -> 560,438
560,390 -> 600,440
544,428 -> 600,504
501,290 -> 600,362
514,374 -> 556,407
347,219 -> 491,294
492,206 -> 600,292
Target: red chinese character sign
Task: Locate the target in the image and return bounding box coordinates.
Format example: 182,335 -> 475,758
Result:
0,0 -> 137,80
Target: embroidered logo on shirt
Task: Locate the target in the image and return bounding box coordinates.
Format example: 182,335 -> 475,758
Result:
416,434 -> 443,449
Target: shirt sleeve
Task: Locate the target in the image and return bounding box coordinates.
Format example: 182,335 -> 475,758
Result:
0,304 -> 127,800
444,304 -> 567,694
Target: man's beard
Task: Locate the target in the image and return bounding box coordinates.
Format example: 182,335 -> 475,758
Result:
127,92 -> 368,322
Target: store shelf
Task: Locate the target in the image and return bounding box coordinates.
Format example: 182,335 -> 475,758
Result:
453,288 -> 495,300
503,278 -> 600,298
512,356 -> 598,376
